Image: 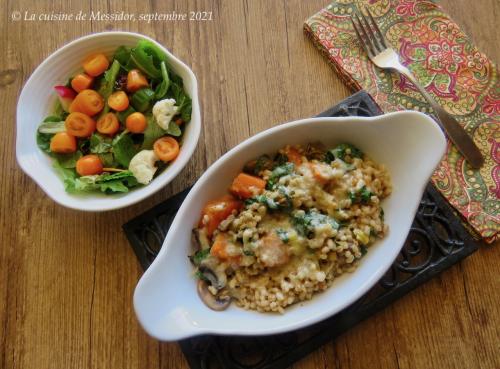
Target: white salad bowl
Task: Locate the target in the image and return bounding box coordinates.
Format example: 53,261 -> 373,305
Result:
134,111 -> 446,341
16,31 -> 201,211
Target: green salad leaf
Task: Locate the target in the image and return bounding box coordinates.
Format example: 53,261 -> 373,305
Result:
155,61 -> 170,99
98,59 -> 121,100
58,167 -> 138,194
37,132 -> 53,153
90,133 -> 113,154
142,116 -> 166,149
171,81 -> 192,122
112,133 -> 136,167
54,151 -> 82,169
113,46 -> 132,69
166,120 -> 181,137
38,120 -> 66,134
129,40 -> 167,79
36,116 -> 65,153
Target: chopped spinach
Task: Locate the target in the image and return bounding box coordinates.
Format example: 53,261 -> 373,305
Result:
243,154 -> 273,175
243,250 -> 255,256
245,195 -> 279,210
266,162 -> 294,190
274,153 -> 288,166
360,186 -> 373,203
291,210 -> 339,237
276,229 -> 290,243
349,186 -> 374,204
360,245 -> 368,256
195,270 -> 209,281
190,248 -> 210,266
325,143 -> 363,162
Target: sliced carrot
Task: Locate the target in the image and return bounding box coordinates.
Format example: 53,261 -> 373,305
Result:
210,233 -> 230,259
308,162 -> 330,185
210,233 -> 241,263
283,146 -> 303,166
199,195 -> 242,237
229,173 -> 266,199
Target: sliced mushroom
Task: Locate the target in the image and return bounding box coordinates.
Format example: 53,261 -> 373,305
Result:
197,279 -> 232,311
198,265 -> 227,290
305,141 -> 327,161
192,228 -> 210,251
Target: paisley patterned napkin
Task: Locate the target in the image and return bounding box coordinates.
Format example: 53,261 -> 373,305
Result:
304,0 -> 499,243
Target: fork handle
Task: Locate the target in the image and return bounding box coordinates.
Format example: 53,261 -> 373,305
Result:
397,66 -> 484,168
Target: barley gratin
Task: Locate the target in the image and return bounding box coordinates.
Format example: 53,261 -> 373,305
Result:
190,142 -> 392,313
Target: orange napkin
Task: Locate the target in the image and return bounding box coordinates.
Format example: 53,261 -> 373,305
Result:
304,0 -> 499,243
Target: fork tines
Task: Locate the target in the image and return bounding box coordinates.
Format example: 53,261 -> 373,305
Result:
351,7 -> 387,57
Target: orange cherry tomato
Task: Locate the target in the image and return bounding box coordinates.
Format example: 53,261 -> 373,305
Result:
71,73 -> 94,93
70,89 -> 104,116
107,91 -> 129,112
76,155 -> 103,176
96,112 -> 120,136
153,136 -> 180,162
82,53 -> 109,77
50,132 -> 77,154
65,112 -> 96,137
126,69 -> 149,92
125,112 -> 147,133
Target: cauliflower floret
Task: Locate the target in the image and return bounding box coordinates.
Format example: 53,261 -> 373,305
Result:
129,150 -> 159,185
152,98 -> 179,130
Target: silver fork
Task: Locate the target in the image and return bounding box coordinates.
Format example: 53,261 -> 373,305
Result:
351,9 -> 484,168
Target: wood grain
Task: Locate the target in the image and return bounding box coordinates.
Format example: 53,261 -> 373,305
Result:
1,1 -> 498,368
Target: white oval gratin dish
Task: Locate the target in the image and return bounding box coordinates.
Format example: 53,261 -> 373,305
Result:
134,111 -> 446,340
16,31 -> 201,211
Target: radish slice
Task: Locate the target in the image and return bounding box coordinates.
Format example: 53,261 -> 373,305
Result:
54,85 -> 76,112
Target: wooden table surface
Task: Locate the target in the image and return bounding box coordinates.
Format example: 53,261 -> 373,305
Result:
1,1 -> 499,368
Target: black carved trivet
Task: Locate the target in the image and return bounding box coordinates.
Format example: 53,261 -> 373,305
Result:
123,91 -> 482,369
